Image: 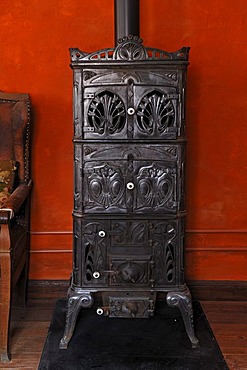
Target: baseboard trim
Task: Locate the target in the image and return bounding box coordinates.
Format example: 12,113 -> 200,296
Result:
188,280 -> 247,301
28,280 -> 247,301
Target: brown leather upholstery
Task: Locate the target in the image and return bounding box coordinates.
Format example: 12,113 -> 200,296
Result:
0,92 -> 32,362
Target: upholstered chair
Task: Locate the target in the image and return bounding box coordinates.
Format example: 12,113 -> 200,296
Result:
0,92 -> 32,362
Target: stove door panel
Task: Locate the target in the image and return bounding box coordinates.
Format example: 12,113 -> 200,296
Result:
83,160 -> 128,213
133,160 -> 177,214
134,86 -> 180,140
108,220 -> 152,287
83,86 -> 128,139
83,144 -> 183,214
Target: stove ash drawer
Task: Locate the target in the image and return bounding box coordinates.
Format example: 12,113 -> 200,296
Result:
80,218 -> 184,288
101,292 -> 157,318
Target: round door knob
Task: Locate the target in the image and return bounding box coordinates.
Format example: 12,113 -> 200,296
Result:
126,182 -> 134,190
96,308 -> 104,315
93,271 -> 101,279
98,230 -> 106,238
127,107 -> 135,115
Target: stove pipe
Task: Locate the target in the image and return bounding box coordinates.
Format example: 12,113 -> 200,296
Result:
114,0 -> 140,46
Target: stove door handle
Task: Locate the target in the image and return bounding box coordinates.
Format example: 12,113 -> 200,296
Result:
97,269 -> 120,276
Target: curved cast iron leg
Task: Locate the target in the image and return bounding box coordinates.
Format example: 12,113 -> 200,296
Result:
166,288 -> 199,348
59,291 -> 94,349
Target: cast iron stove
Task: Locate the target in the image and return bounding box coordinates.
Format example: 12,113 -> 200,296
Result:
60,0 -> 199,349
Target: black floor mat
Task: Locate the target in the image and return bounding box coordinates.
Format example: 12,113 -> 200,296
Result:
38,300 -> 229,370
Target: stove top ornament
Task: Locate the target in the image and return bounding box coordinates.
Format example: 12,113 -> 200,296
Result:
70,38 -> 190,62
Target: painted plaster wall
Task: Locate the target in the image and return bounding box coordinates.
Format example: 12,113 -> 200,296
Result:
1,0 -> 247,280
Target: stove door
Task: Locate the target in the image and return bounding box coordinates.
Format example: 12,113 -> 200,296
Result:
133,160 -> 177,213
83,144 -> 183,214
83,86 -> 128,139
134,86 -> 180,140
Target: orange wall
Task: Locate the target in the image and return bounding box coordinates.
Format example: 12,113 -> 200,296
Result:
1,0 -> 247,281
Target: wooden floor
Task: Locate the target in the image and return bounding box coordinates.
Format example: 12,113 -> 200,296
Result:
1,285 -> 247,370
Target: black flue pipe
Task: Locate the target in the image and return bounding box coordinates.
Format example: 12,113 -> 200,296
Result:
114,0 -> 140,46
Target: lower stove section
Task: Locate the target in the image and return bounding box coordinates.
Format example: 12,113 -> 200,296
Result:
59,285 -> 199,350
60,215 -> 199,350
73,216 -> 186,290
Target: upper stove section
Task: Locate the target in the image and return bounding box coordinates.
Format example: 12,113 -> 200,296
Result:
70,37 -> 190,141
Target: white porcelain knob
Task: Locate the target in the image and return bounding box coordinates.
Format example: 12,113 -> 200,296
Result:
98,230 -> 106,237
93,271 -> 100,279
127,107 -> 135,115
96,308 -> 104,315
126,182 -> 134,190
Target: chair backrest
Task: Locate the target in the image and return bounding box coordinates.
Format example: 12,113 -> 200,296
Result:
0,92 -> 31,183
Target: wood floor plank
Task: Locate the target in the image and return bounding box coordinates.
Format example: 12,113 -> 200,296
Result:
202,301 -> 247,324
225,355 -> 247,370
208,323 -> 247,355
11,302 -> 56,322
10,322 -> 49,353
0,356 -> 40,370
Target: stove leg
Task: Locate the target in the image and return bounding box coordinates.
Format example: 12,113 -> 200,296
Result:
166,288 -> 199,348
59,291 -> 94,349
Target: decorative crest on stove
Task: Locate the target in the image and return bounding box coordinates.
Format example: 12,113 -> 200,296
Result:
70,36 -> 190,62
114,36 -> 147,60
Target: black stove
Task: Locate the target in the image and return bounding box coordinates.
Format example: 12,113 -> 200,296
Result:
60,0 -> 198,349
